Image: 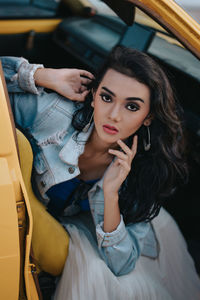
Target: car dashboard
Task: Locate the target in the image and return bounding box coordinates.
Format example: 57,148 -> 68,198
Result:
53,15 -> 154,70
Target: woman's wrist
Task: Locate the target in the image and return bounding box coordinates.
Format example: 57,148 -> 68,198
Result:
17,61 -> 44,94
103,196 -> 121,232
104,190 -> 119,203
34,67 -> 53,89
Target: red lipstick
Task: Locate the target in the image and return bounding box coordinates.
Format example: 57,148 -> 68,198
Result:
103,124 -> 118,135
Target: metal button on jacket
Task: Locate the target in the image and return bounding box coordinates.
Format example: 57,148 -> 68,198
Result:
41,180 -> 46,187
68,166 -> 75,174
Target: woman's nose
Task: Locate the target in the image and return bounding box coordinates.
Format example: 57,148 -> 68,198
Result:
108,105 -> 121,122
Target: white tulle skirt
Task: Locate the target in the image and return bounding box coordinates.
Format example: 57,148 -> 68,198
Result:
54,208 -> 200,300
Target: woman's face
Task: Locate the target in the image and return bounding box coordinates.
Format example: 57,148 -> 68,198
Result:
92,68 -> 151,147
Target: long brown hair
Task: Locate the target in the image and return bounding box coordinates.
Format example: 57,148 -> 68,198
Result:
72,46 -> 188,224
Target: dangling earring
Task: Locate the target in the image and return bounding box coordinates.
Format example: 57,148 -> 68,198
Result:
82,111 -> 94,133
143,126 -> 151,151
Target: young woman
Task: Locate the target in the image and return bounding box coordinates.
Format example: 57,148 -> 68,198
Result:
2,47 -> 200,299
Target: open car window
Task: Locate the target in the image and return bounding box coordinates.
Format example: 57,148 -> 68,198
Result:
175,0 -> 200,24
135,7 -> 200,83
88,0 -> 117,16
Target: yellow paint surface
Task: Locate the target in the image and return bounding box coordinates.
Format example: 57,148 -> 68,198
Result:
0,158 -> 20,300
0,67 -> 38,299
0,19 -> 62,34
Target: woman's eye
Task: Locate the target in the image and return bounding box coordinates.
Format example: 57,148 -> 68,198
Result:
100,94 -> 112,102
126,103 -> 139,111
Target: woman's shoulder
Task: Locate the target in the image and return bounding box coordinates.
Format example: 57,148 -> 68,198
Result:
36,91 -> 82,117
16,91 -> 82,131
56,94 -> 84,115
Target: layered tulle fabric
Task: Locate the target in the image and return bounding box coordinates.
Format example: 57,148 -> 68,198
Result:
54,208 -> 200,300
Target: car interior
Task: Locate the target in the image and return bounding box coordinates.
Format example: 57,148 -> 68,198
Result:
0,0 -> 200,298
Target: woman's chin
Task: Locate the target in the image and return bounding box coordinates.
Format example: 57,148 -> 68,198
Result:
97,131 -> 120,145
92,126 -> 121,147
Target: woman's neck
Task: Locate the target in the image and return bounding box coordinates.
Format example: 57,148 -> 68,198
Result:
77,128 -> 116,181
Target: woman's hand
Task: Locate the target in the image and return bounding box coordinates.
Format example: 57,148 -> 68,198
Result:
103,136 -> 138,197
34,67 -> 94,101
103,136 -> 137,232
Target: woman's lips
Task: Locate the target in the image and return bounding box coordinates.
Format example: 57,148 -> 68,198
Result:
103,124 -> 118,135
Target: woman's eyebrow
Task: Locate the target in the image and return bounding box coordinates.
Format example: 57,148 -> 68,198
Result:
126,97 -> 144,103
102,86 -> 115,96
101,87 -> 144,103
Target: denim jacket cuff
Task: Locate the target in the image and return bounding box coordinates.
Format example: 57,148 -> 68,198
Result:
96,215 -> 127,247
18,60 -> 44,95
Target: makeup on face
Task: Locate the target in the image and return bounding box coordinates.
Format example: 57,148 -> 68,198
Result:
91,68 -> 151,146
102,124 -> 119,135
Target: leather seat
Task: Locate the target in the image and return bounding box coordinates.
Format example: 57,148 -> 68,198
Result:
17,129 -> 69,276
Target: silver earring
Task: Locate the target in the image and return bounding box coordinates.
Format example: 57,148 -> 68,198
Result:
143,126 -> 151,151
82,111 -> 94,133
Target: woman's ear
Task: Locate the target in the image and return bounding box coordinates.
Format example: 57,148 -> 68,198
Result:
143,114 -> 153,126
91,101 -> 94,108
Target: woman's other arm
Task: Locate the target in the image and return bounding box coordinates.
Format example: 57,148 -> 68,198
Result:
103,137 -> 137,232
96,215 -> 150,276
96,136 -> 146,276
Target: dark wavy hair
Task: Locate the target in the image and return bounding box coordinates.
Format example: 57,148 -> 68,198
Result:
72,46 -> 188,224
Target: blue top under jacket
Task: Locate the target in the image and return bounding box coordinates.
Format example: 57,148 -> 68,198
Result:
46,178 -> 98,218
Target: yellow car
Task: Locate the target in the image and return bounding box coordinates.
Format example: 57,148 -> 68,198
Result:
0,0 -> 199,299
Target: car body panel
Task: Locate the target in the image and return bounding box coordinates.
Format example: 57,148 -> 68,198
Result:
0,19 -> 62,34
0,64 -> 39,300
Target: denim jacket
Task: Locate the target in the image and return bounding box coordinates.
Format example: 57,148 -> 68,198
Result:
2,56 -> 158,276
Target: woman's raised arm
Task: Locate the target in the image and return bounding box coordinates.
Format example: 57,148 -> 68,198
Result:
1,56 -> 94,101
34,67 -> 94,101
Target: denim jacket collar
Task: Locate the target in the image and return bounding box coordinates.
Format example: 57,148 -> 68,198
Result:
59,123 -> 94,166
